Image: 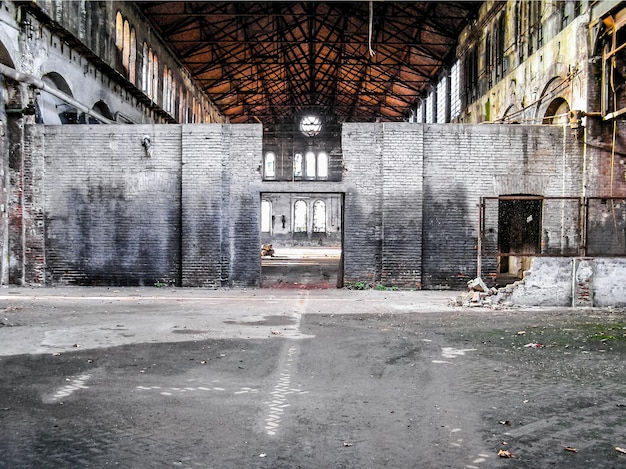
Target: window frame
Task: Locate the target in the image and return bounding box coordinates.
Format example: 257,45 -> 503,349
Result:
264,152 -> 276,179
293,200 -> 308,233
313,200 -> 327,233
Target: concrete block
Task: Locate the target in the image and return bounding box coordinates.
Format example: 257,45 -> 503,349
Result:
593,258 -> 626,307
508,258 -> 573,306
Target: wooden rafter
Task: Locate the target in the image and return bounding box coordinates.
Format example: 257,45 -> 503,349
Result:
137,1 -> 481,125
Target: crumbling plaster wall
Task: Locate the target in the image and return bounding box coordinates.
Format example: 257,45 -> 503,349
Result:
456,1 -> 590,125
497,257 -> 626,307
0,1 -> 223,125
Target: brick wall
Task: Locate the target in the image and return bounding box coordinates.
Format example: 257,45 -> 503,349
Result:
15,122 -> 584,290
381,123 -> 423,288
22,125 -> 46,284
42,123 -> 263,287
341,123 -> 383,285
44,125 -> 183,286
222,124 -> 263,287
422,124 -> 582,289
181,124 -> 223,287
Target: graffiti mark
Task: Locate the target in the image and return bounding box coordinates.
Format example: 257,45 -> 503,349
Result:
45,373 -> 92,403
263,344 -> 309,436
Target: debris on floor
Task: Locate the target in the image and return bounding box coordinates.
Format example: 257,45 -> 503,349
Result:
497,449 -> 514,458
451,277 -> 500,308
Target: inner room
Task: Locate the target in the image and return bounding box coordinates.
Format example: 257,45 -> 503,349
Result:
260,192 -> 343,288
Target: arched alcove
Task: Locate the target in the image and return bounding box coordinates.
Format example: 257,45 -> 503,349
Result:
37,72 -> 76,124
0,40 -> 15,68
81,100 -> 114,124
542,97 -> 570,125
501,104 -> 521,124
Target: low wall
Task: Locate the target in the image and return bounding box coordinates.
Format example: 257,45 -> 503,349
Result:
496,257 -> 626,307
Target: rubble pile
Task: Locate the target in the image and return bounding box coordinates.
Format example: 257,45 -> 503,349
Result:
451,277 -> 502,307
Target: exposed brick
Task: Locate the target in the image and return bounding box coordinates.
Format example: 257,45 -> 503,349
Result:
17,122 -> 589,290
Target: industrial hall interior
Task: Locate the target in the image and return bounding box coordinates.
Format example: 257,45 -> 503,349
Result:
0,0 -> 625,306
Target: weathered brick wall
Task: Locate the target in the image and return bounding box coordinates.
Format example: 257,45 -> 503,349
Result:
22,125 -> 46,285
222,124 -> 263,287
341,123 -> 384,285
181,125 -> 223,287
43,125 -> 183,286
422,124 -> 582,289
16,122 -> 583,290
40,123 -> 262,288
381,123 -> 423,288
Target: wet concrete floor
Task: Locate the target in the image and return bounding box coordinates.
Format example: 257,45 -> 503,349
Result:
0,287 -> 625,468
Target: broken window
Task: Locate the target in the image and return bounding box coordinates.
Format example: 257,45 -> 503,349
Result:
527,0 -> 543,55
464,46 -> 479,104
485,32 -> 492,88
601,8 -> 626,119
498,197 -> 542,274
495,14 -> 506,81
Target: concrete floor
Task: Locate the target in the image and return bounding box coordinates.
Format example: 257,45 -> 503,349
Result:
1,287 -> 625,468
261,247 -> 341,288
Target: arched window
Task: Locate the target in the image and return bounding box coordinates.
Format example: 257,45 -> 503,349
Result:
313,200 -> 326,232
142,43 -> 149,94
425,91 -> 434,123
305,151 -> 316,178
450,61 -> 461,120
436,76 -> 447,122
294,200 -> 307,233
151,53 -> 159,103
88,100 -> 114,124
542,97 -> 570,125
317,152 -> 328,179
170,72 -> 176,114
147,48 -> 154,97
264,152 -> 276,179
179,87 -> 185,122
129,28 -> 136,84
122,20 -> 130,71
115,12 -> 123,50
163,66 -> 172,113
293,153 -> 303,178
261,200 -> 272,233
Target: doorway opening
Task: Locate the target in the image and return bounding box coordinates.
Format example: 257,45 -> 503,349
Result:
260,192 -> 343,288
498,196 -> 542,281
